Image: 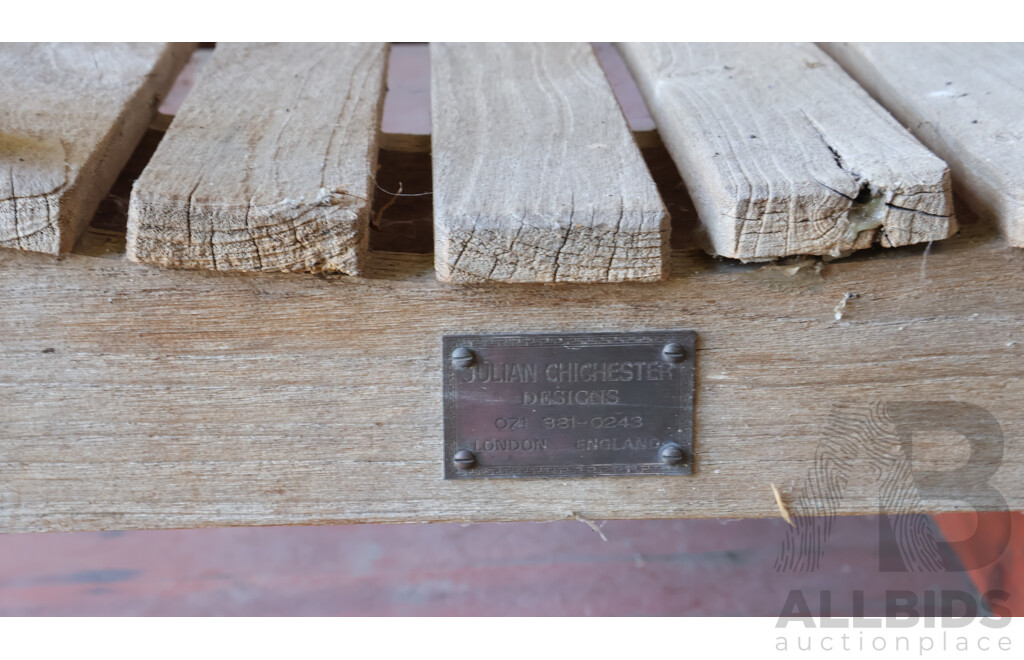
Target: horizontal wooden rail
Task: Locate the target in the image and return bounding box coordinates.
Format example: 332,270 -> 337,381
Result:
1,192 -> 1021,532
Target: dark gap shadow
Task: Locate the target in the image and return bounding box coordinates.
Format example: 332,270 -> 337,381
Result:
368,148 -> 433,254
74,128 -> 166,258
75,44 -> 211,257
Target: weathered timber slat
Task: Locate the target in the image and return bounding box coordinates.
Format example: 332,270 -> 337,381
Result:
0,201 -> 1021,533
619,42 -> 956,262
0,43 -> 194,254
820,42 -> 1024,248
127,43 -> 389,274
430,42 -> 670,283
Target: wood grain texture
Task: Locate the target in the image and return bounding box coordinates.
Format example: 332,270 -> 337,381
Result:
619,42 -> 956,262
0,43 -> 194,255
127,43 -> 389,275
430,43 -> 669,283
1,197 -> 1022,533
820,42 -> 1024,248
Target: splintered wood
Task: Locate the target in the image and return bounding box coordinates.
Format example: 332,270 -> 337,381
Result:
0,43 -> 193,255
821,42 -> 1024,248
127,43 -> 389,274
619,42 -> 956,262
431,43 -> 669,283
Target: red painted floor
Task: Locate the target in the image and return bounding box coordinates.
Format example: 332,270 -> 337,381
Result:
0,516 -> 977,616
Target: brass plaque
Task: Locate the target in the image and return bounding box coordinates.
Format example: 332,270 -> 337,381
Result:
443,331 -> 695,479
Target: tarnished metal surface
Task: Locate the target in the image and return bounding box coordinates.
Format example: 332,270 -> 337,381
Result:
443,331 -> 696,479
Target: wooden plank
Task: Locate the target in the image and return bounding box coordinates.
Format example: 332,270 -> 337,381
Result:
820,42 -> 1024,248
430,43 -> 669,283
127,43 -> 389,275
0,43 -> 194,255
619,42 -> 956,262
1,194 -> 1022,532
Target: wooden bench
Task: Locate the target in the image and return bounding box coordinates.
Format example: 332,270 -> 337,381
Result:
1,43 -> 1022,536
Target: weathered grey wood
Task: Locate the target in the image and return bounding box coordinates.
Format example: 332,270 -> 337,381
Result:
1,197 -> 1022,533
0,43 -> 194,255
619,42 -> 956,262
430,43 -> 669,283
820,42 -> 1024,248
127,43 -> 389,275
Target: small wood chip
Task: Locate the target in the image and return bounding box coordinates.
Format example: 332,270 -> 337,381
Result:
771,483 -> 795,526
573,511 -> 609,541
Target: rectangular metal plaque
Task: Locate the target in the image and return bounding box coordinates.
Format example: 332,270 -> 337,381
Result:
443,331 -> 695,479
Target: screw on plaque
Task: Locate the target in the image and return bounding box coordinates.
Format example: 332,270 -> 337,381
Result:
451,347 -> 475,368
453,450 -> 476,469
662,342 -> 687,363
660,444 -> 686,466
